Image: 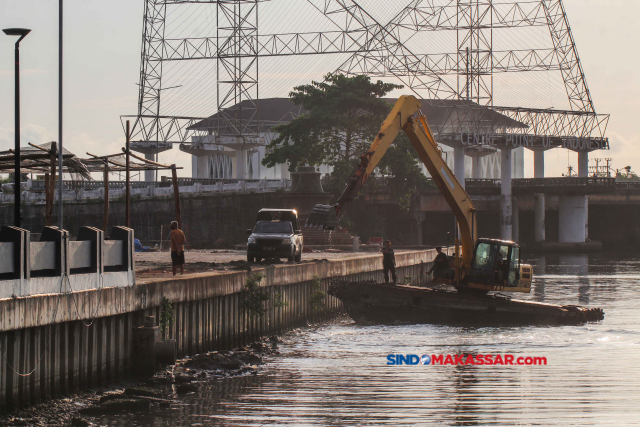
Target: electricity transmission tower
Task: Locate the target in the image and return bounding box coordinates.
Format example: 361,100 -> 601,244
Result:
122,0 -> 609,169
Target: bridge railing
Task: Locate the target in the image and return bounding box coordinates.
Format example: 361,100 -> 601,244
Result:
615,181 -> 640,190
368,176 -> 640,195
512,177 -> 617,189
1,178 -> 292,204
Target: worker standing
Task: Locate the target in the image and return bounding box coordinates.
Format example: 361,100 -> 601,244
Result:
429,246 -> 449,278
382,240 -> 397,284
170,221 -> 187,276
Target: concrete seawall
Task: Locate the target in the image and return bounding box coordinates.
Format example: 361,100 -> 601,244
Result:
0,249 -> 439,413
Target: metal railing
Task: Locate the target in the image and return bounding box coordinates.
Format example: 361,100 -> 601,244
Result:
173,177 -> 286,186
367,176 -> 638,193
512,177 -> 616,188
31,180 -> 160,191
2,178 -> 292,204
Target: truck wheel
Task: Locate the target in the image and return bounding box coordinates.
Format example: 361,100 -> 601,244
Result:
247,255 -> 254,263
256,257 -> 262,263
294,248 -> 302,262
288,255 -> 294,262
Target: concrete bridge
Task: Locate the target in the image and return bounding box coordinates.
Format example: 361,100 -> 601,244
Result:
365,177 -> 640,248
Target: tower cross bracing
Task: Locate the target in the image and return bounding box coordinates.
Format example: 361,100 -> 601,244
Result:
123,0 -> 609,155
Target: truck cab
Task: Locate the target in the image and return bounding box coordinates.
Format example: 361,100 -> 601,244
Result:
246,209 -> 303,263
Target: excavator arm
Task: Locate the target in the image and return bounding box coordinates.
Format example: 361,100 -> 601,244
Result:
306,96 -> 425,227
306,95 -> 477,271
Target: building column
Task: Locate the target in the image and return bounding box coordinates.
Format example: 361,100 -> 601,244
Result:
471,157 -> 482,179
280,163 -> 290,180
578,151 -> 589,177
500,149 -> 512,241
144,152 -> 156,182
559,195 -> 588,243
534,193 -> 545,242
235,149 -> 247,179
534,150 -> 545,178
454,146 -> 465,189
191,155 -> 198,179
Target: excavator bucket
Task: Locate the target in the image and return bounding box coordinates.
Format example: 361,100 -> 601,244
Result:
305,204 -> 338,230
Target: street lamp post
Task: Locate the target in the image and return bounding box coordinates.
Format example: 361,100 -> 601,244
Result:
3,28 -> 31,228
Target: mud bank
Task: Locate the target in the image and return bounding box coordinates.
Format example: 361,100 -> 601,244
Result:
0,336 -> 280,427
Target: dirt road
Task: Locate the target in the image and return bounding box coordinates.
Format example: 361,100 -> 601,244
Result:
134,249 -> 390,282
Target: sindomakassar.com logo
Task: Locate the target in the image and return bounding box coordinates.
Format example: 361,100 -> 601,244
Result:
387,354 -> 547,365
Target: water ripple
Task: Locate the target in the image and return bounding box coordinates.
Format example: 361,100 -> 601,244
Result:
98,253 -> 640,426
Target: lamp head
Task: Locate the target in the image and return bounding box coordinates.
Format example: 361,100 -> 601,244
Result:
3,28 -> 31,42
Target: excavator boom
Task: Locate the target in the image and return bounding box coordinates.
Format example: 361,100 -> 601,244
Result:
306,96 -> 423,229
307,95 -> 476,269
306,95 -> 533,293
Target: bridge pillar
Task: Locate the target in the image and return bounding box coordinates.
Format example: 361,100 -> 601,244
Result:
130,142 -> 172,182
534,150 -> 545,178
500,149 -> 512,241
512,197 -> 519,243
454,146 -> 465,189
578,151 -> 589,177
559,195 -> 588,243
534,193 -> 546,242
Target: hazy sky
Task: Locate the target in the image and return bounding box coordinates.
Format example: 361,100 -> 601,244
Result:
1,0 -> 638,179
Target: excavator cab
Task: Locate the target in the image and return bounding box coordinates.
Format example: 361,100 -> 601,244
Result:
467,239 -> 532,293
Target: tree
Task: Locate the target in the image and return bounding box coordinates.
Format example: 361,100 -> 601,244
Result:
616,166 -> 639,181
261,74 -> 402,172
376,133 -> 431,211
263,74 -> 431,240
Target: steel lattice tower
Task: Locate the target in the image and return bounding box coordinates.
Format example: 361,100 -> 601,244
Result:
216,0 -> 259,137
123,0 -> 609,164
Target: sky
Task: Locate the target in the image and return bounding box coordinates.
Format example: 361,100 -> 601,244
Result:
0,0 -> 639,179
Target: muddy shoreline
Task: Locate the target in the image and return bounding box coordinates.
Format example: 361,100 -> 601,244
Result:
0,336 -> 281,427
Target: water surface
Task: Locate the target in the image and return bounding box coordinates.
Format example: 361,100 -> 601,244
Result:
100,253 -> 640,426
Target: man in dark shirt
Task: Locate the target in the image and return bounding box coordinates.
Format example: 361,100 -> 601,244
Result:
429,246 -> 449,278
382,240 -> 397,284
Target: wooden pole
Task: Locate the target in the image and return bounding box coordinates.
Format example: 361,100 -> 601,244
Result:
171,165 -> 181,229
125,120 -> 130,228
103,162 -> 109,233
44,173 -> 51,226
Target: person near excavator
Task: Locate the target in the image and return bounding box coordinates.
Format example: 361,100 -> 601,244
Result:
382,240 -> 397,284
429,246 -> 449,278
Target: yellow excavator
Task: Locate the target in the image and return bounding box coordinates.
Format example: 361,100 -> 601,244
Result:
307,95 -> 533,294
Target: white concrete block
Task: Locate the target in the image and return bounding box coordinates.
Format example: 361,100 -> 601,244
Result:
0,243 -> 14,274
30,242 -> 56,271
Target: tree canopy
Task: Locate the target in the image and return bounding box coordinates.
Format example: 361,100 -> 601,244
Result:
261,74 -> 402,171
262,73 -> 431,215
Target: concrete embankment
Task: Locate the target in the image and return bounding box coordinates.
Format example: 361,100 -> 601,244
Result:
0,249 -> 438,413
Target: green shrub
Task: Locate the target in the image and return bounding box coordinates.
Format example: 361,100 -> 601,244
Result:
243,273 -> 271,317
309,275 -> 327,311
160,296 -> 174,340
